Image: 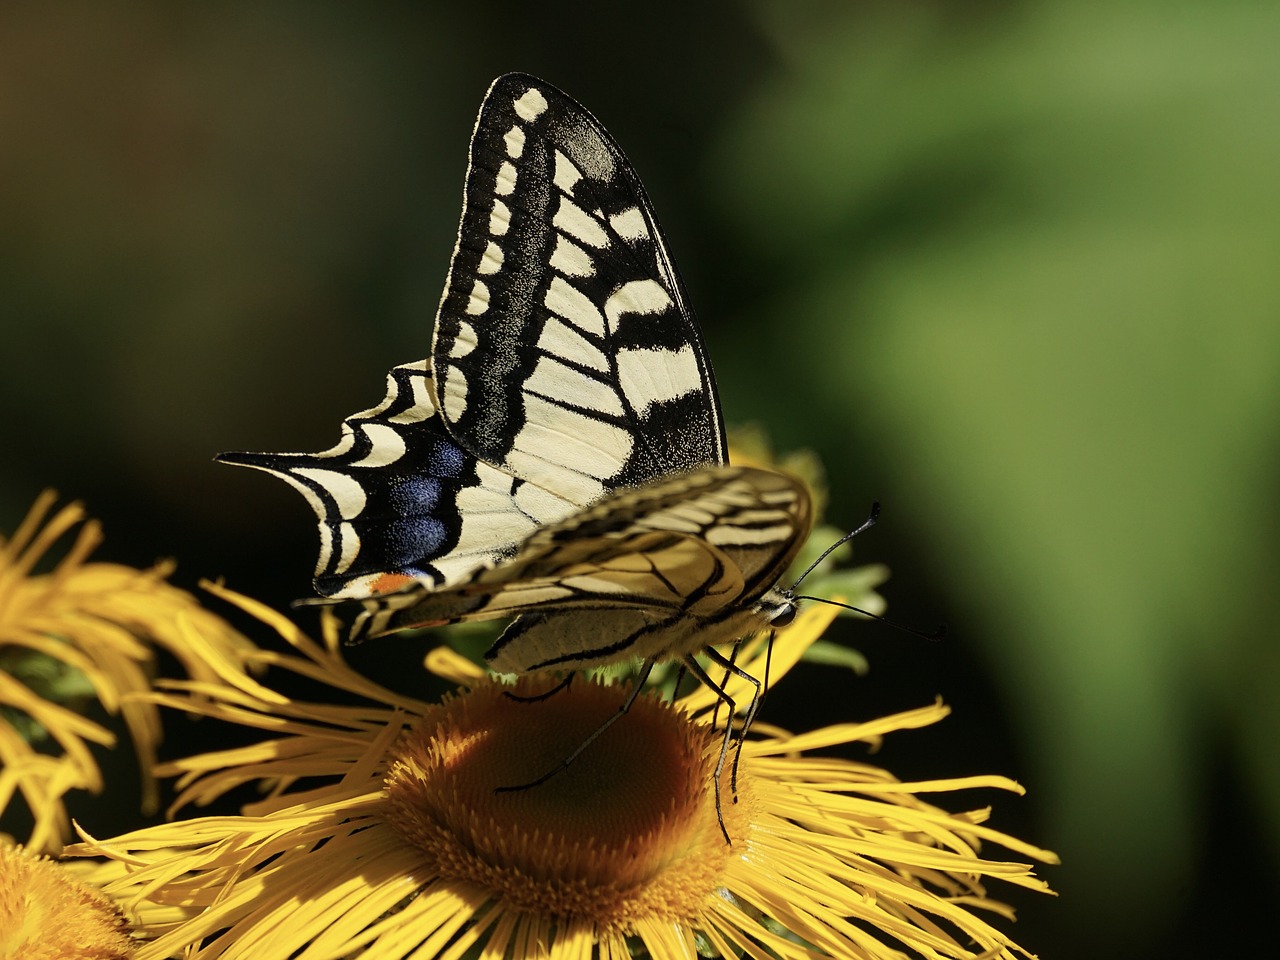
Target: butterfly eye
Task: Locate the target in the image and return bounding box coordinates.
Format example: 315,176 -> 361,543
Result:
769,601 -> 798,629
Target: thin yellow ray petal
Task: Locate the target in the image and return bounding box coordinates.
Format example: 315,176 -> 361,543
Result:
631,916 -> 700,960
677,605 -> 839,714
749,700 -> 951,756
477,906 -> 520,960
425,645 -> 487,683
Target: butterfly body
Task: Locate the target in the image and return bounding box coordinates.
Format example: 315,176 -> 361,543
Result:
343,463 -> 812,670
219,74 -> 813,679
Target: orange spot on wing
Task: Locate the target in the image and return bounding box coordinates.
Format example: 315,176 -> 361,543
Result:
369,572 -> 418,594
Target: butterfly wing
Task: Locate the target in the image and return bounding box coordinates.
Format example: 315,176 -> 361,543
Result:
339,466 -> 813,666
485,465 -> 815,672
218,74 -> 726,609
432,73 -> 726,507
216,362 -> 542,598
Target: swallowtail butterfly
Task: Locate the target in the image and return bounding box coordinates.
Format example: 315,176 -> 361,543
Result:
218,74 -> 813,688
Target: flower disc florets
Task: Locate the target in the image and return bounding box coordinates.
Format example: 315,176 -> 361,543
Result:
384,677 -> 744,933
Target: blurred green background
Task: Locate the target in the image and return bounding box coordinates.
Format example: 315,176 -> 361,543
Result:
3,1 -> 1277,956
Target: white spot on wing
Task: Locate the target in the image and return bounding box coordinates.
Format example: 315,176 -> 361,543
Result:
495,161 -> 517,196
609,207 -> 649,242
554,151 -> 582,194
442,365 -> 468,418
550,236 -> 594,278
350,423 -> 407,467
292,467 -> 368,519
513,395 -> 633,481
504,125 -> 525,158
604,279 -> 673,327
653,513 -> 703,535
615,345 -> 703,416
344,364 -> 422,422
333,521 -> 359,574
490,199 -> 510,236
311,430 -> 357,458
387,363 -> 438,423
537,317 -> 608,372
450,320 -> 477,358
553,196 -> 608,248
479,241 -> 504,275
467,280 -> 489,315
514,87 -> 548,122
316,521 -> 336,575
544,276 -> 605,336
706,522 -> 795,547
524,356 -> 624,416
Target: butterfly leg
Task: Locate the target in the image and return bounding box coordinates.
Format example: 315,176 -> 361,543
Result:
683,652 -> 756,846
494,660 -> 656,794
503,673 -> 574,703
726,652 -> 764,800
668,662 -> 689,703
738,629 -> 778,791
709,640 -> 745,732
695,647 -> 764,805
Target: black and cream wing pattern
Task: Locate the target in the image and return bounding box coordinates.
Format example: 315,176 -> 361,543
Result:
219,73 -> 811,662
434,74 -> 725,500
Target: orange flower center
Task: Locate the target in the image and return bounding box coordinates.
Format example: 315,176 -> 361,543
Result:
383,677 -> 748,932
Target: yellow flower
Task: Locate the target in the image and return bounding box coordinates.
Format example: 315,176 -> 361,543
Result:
0,492 -> 252,851
70,585 -> 1055,959
0,841 -> 135,959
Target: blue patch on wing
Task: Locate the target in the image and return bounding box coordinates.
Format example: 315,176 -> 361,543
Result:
386,506 -> 449,563
430,439 -> 468,478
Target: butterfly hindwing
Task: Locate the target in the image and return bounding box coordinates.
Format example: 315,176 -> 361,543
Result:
216,362 -> 538,598
340,466 -> 813,664
433,74 -> 726,508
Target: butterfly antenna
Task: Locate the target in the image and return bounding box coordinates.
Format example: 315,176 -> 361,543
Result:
792,594 -> 947,643
789,502 -> 881,592
789,502 -> 946,642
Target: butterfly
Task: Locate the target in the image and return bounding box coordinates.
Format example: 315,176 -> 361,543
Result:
218,73 -> 813,701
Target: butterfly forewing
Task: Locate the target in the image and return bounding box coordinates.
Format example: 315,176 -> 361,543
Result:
433,74 -> 725,509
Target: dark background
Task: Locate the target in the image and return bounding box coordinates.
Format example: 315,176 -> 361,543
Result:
4,2 -> 1278,956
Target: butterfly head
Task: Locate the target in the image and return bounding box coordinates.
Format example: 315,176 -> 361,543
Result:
755,588 -> 799,630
